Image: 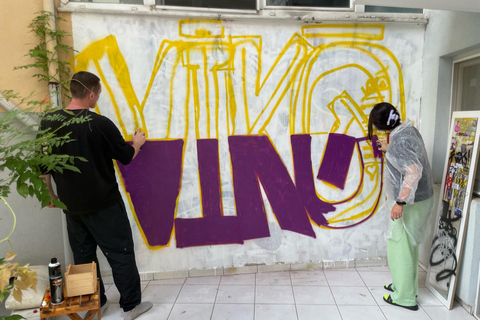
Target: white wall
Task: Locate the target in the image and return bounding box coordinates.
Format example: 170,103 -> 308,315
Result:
421,9 -> 480,183
0,193 -> 66,316
420,9 -> 480,309
0,118 -> 66,269
0,192 -> 65,266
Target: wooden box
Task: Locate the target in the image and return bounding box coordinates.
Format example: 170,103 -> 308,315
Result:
64,262 -> 97,297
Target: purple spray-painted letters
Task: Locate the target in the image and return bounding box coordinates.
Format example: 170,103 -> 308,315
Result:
118,134 -> 378,248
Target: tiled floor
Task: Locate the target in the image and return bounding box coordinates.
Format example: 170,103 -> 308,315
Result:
98,266 -> 477,320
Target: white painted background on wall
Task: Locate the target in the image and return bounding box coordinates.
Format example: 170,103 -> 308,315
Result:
71,14 -> 425,273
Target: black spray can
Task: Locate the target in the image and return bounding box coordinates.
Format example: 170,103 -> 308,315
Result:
48,258 -> 64,305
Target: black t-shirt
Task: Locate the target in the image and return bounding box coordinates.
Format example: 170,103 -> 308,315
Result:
40,109 -> 135,215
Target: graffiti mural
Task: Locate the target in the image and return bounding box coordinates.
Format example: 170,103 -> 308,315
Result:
71,15 -> 424,270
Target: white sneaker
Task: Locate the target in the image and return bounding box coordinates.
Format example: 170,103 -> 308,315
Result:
124,301 -> 153,320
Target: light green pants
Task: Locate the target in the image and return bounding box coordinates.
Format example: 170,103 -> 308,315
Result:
387,225 -> 418,306
387,197 -> 433,306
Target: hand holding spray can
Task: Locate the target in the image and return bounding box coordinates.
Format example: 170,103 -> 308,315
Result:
377,141 -> 386,154
48,258 -> 64,305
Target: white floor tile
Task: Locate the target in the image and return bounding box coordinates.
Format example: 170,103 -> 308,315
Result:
185,276 -> 221,285
368,287 -> 390,306
357,271 -> 392,287
330,286 -> 377,306
293,286 -> 336,305
149,278 -> 186,285
141,284 -> 182,303
380,305 -> 431,320
297,305 -> 342,320
290,270 -> 328,286
102,275 -> 114,284
133,303 -> 173,320
256,286 -> 295,304
423,302 -> 477,320
97,265 -> 474,320
216,285 -> 255,304
324,270 -> 365,287
211,304 -> 254,320
220,274 -> 256,285
417,287 -> 443,307
256,271 -> 291,286
168,303 -> 214,320
105,285 -> 121,303
338,306 -> 386,320
176,285 -> 218,303
255,304 -> 298,320
356,266 -> 391,272
105,282 -> 149,303
141,281 -> 150,293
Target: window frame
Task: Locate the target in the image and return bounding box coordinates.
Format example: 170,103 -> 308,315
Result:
451,52 -> 480,196
155,0 -> 259,13
262,0 -> 354,12
59,0 -> 426,23
452,54 -> 480,112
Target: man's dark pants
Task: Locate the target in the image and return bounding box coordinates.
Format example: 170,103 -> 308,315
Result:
65,202 -> 141,312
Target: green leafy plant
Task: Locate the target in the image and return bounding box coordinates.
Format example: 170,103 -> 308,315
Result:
0,93 -> 90,320
1,9 -> 83,320
0,91 -> 90,208
14,11 -> 73,96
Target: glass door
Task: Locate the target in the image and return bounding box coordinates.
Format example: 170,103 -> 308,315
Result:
452,56 -> 480,195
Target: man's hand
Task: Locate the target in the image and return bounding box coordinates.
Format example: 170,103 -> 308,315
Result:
133,128 -> 146,146
132,128 -> 146,159
47,194 -> 59,208
41,174 -> 59,208
391,203 -> 403,221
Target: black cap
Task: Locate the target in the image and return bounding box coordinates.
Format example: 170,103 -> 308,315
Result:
51,258 -> 57,264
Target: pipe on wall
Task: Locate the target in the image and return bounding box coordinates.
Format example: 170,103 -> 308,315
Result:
43,0 -> 62,109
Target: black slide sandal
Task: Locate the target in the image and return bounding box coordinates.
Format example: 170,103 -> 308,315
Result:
383,294 -> 418,311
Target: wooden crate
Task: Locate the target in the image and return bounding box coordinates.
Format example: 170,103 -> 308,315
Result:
64,262 -> 97,297
40,280 -> 100,319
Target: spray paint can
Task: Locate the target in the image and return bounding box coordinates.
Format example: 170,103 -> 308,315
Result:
48,258 -> 64,305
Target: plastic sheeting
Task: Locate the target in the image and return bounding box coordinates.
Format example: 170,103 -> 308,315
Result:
383,121 -> 434,245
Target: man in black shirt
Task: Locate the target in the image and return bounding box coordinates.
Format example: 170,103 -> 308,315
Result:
41,71 -> 151,320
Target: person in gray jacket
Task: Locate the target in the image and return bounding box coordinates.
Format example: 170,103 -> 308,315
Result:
368,102 -> 434,311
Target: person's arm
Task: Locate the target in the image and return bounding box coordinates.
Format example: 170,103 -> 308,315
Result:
40,173 -> 59,208
391,163 -> 422,221
101,116 -> 145,164
397,163 -> 422,202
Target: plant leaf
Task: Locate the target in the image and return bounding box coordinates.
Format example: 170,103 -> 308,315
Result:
5,253 -> 16,262
2,315 -> 26,320
12,287 -> 22,303
52,199 -> 67,210
16,183 -> 29,198
0,269 -> 11,292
